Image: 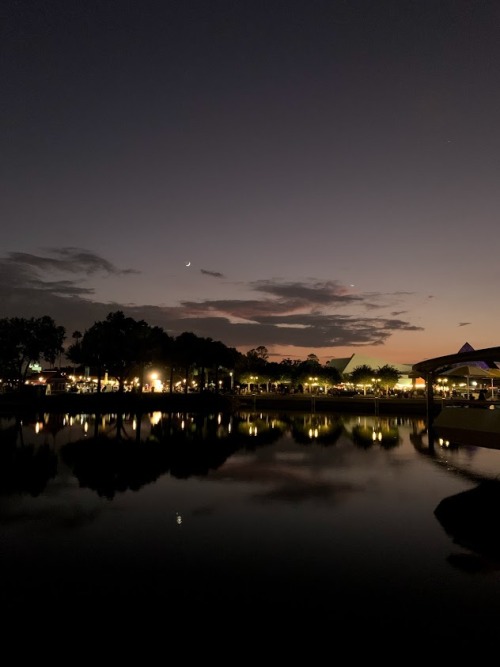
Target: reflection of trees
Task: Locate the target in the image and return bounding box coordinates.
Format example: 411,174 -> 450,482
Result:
0,410 -> 296,500
102,412 -> 136,441
350,424 -> 376,449
235,411 -> 345,447
60,436 -> 172,499
0,424 -> 57,496
234,414 -> 287,451
157,429 -> 241,478
0,410 -> 426,500
376,425 -> 401,449
61,412 -> 247,497
42,412 -> 67,445
348,418 -> 401,449
289,414 -> 344,446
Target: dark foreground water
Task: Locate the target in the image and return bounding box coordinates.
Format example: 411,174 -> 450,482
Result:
2,408 -> 500,649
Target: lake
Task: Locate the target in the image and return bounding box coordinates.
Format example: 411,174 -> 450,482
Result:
2,407 -> 500,649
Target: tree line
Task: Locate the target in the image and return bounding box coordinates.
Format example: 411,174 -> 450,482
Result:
0,311 -> 402,394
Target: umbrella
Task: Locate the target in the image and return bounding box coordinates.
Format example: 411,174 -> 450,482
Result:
439,365 -> 499,398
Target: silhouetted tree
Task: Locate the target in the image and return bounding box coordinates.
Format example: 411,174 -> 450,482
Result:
67,311 -> 162,392
0,316 -> 66,389
375,364 -> 401,395
348,364 -> 376,395
132,325 -> 172,392
174,332 -> 201,394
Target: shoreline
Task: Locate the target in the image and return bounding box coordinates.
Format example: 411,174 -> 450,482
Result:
0,390 -> 448,416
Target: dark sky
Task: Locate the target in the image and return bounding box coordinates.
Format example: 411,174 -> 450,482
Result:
2,0 -> 499,364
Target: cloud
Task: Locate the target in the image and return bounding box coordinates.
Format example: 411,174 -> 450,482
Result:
458,322 -> 471,327
8,248 -> 139,276
0,248 -> 424,354
201,269 -> 225,278
251,279 -> 362,306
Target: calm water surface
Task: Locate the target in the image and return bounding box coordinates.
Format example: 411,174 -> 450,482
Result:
2,408 -> 500,645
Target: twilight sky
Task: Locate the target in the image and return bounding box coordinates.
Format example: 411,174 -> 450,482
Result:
2,0 -> 499,365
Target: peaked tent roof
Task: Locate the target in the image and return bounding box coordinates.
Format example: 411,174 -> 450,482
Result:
452,342 -> 499,370
327,353 -> 413,376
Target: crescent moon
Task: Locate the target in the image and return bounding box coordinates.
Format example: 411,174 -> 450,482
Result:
186,261 -> 191,267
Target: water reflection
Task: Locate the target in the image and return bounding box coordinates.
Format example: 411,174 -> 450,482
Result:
2,409 -> 497,498
435,480 -> 500,573
0,411 -> 413,497
349,416 -> 402,448
2,407 -> 500,641
1,410 -> 413,447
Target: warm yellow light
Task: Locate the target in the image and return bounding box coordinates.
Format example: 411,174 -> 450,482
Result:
150,411 -> 162,425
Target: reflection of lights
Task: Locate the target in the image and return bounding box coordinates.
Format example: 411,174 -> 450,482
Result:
176,512 -> 182,525
218,413 -> 222,425
84,421 -> 88,433
308,428 -> 319,439
150,411 -> 162,425
181,420 -> 185,430
249,425 -> 258,436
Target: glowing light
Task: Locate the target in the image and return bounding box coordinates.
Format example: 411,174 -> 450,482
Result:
150,411 -> 162,425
